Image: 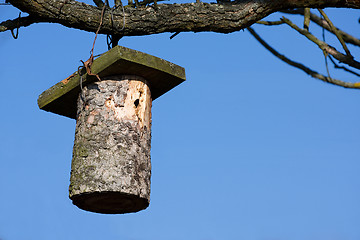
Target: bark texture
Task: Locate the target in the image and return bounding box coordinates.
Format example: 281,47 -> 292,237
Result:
5,0 -> 360,36
69,75 -> 152,214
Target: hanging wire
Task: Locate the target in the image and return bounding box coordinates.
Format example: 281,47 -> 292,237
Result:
107,3 -> 126,49
77,66 -> 87,106
320,11 -> 331,79
10,12 -> 21,39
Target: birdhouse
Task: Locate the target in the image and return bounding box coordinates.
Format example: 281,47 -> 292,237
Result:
38,46 -> 186,214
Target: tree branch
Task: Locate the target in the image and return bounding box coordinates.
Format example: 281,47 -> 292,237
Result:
329,56 -> 360,77
247,27 -> 360,89
317,8 -> 352,56
5,0 -> 360,37
281,16 -> 360,70
281,9 -> 360,47
303,7 -> 310,30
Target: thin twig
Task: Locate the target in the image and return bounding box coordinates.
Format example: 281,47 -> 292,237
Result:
317,8 -> 352,57
281,16 -> 360,70
281,9 -> 360,47
247,27 -> 360,89
329,56 -> 360,77
303,8 -> 310,30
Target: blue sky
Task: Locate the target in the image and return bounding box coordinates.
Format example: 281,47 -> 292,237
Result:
1,2 -> 360,240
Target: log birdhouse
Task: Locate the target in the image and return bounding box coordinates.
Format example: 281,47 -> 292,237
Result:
38,46 -> 186,214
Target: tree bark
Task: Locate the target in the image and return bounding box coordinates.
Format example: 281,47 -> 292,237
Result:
69,75 -> 152,214
6,0 -> 360,37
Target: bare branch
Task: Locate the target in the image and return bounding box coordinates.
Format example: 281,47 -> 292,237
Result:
303,7 -> 310,30
282,9 -> 360,47
317,8 -> 352,57
329,56 -> 360,77
281,17 -> 360,70
247,27 -> 360,89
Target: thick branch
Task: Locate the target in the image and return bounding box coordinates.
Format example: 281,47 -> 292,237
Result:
248,27 -> 360,89
6,0 -> 360,37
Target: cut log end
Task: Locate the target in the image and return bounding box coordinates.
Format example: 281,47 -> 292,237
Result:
71,192 -> 149,214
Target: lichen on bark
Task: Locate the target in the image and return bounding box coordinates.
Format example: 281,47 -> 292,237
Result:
6,0 -> 360,37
